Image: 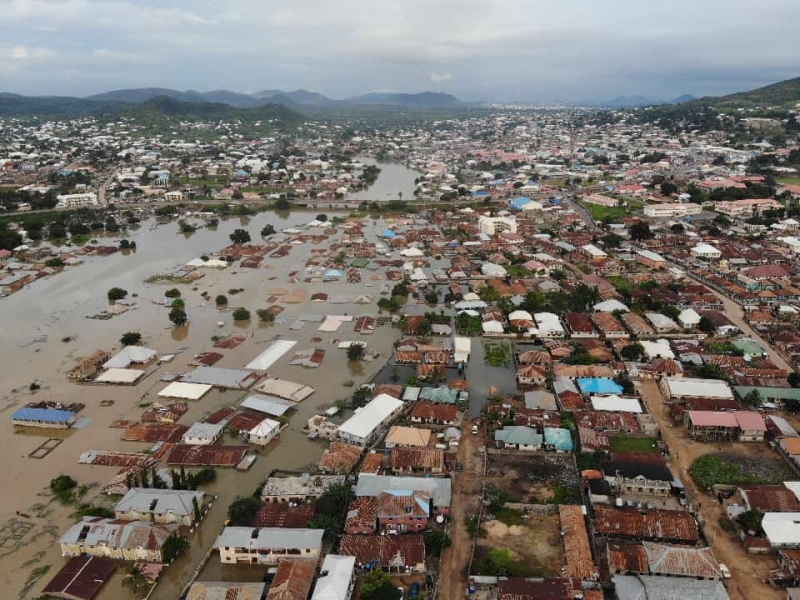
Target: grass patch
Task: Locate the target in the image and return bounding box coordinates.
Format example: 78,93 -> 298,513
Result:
690,453 -> 796,489
581,198 -> 644,222
777,176 -> 800,186
609,436 -> 660,454
505,264 -> 530,277
24,565 -> 51,589
493,507 -> 525,526
484,340 -> 511,367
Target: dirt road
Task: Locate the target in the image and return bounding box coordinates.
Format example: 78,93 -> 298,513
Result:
438,423 -> 484,600
639,380 -> 782,600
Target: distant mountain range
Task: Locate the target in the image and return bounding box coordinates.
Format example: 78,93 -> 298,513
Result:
600,94 -> 696,108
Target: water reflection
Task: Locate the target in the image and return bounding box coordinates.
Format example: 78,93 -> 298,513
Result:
171,326 -> 189,341
348,360 -> 365,377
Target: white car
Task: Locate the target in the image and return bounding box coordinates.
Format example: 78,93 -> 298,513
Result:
718,563 -> 731,579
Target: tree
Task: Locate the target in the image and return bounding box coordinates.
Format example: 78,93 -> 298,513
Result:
742,389 -> 763,408
192,496 -> 201,523
120,332 -> 142,346
229,228 -> 251,244
261,224 -> 276,237
171,298 -> 185,310
350,386 -> 372,409
107,287 -> 128,301
620,342 -> 645,361
232,307 -> 251,321
630,221 -> 654,241
601,233 -> 623,248
614,372 -> 635,395
660,181 -> 678,196
424,290 -> 439,305
50,474 -> 77,495
347,344 -> 365,361
121,565 -> 151,596
308,513 -> 341,540
257,308 -> 276,322
315,214 -> 328,222
424,530 -> 452,557
698,316 -> 716,334
361,571 -> 394,598
670,223 -> 685,234
169,307 -> 188,327
164,288 -> 181,298
275,197 -> 290,210
788,372 -> 800,389
162,533 -> 190,563
215,295 -> 228,307
227,496 -> 261,526
45,257 -> 65,268
785,398 -> 800,413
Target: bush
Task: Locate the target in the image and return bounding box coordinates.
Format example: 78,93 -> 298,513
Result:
227,496 -> 261,526
257,309 -> 275,322
232,307 -> 251,321
164,288 -> 181,298
215,295 -> 228,307
346,344 -> 365,361
120,332 -> 142,346
424,530 -> 452,556
261,224 -> 276,236
107,287 -> 128,301
229,228 -> 251,244
169,307 -> 188,327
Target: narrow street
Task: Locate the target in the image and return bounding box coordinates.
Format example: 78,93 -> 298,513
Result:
639,380 -> 782,600
438,424 -> 484,600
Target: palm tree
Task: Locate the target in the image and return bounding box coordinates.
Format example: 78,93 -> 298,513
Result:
122,565 -> 150,596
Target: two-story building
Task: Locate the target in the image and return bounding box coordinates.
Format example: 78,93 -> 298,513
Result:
60,518 -> 176,562
114,488 -> 205,526
213,527 -> 324,565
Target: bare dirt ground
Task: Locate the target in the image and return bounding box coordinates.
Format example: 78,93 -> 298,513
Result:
474,513 -> 564,577
484,452 -> 581,504
438,423 -> 483,600
639,379 -> 783,600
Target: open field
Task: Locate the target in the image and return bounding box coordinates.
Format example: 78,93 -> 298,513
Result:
609,436 -> 660,454
689,451 -> 796,489
485,452 -> 581,504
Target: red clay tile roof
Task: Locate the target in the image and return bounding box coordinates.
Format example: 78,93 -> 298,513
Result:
318,442 -> 363,473
594,506 -> 699,543
254,503 -> 316,528
559,505 -> 599,581
607,541 -> 649,574
339,534 -> 425,567
266,559 -> 317,600
43,556 -> 117,600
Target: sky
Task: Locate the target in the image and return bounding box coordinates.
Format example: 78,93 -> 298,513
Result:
1,0 -> 799,103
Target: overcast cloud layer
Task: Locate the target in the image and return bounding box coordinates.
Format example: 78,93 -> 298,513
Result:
1,0 -> 799,102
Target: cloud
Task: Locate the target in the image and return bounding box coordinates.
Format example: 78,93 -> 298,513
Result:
428,72 -> 453,83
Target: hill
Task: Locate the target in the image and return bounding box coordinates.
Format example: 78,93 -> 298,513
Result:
252,89 -> 336,106
88,88 -> 267,108
709,76 -> 800,108
122,95 -> 302,124
602,95 -> 654,108
0,93 -> 122,117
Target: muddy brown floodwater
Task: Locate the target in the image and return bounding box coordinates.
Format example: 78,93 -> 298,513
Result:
0,211 -> 401,600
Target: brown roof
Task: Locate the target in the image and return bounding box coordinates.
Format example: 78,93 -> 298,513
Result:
226,409 -> 269,432
593,506 -> 699,543
345,497 -> 378,533
391,447 -> 444,471
378,491 -> 430,519
318,442 -> 363,473
577,426 -> 610,452
559,505 -> 599,581
591,312 -> 627,334
565,312 -> 597,334
166,445 -> 248,467
497,578 -> 575,600
339,534 -> 425,568
643,542 -> 721,578
42,556 -> 117,600
266,559 -> 317,600
607,541 -> 649,574
122,423 -> 187,443
516,350 -> 552,365
410,401 -> 459,423
739,485 -> 800,512
254,503 -> 316,528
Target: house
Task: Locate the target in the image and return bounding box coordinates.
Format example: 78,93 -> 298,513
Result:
608,540 -> 721,579
564,312 -> 599,338
384,426 -> 431,448
390,447 -> 445,474
604,453 -> 673,497
690,243 -> 722,260
261,475 -> 346,504
699,310 -> 740,336
494,425 -> 543,450
762,513 -> 800,549
114,488 -> 204,526
534,312 -> 566,338
11,406 -> 76,429
338,534 -> 426,572
355,475 -> 451,515
497,578 -> 601,600
310,555 -> 356,600
60,518 -> 176,562
266,559 -> 317,600
337,393 -> 404,446
660,377 -> 734,404
685,410 -> 766,442
248,418 -> 282,446
181,421 -> 224,445
737,485 -> 800,513
213,527 -> 324,565
42,556 -> 117,600
409,401 -> 460,426
187,583 -> 266,600
613,575 -> 729,600
377,490 -> 432,532
559,505 -> 600,581
593,506 -> 699,544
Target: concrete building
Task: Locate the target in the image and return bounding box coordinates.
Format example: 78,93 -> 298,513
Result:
337,393 -> 404,446
114,488 -> 204,526
213,527 -> 323,565
310,555 -> 356,600
477,215 -> 517,235
60,517 -> 176,562
643,203 -> 702,218
56,192 -> 98,208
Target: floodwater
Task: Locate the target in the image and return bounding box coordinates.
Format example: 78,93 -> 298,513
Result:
0,210 -> 402,600
348,156 -> 419,202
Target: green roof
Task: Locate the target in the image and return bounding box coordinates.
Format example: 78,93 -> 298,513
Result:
735,386 -> 800,401
350,257 -> 370,268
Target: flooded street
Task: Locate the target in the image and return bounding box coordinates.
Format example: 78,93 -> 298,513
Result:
348,156 -> 419,202
0,210 -> 401,600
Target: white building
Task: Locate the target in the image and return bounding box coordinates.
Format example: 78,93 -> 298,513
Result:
678,308 -> 702,328
660,377 -> 734,403
643,203 -> 702,218
762,513 -> 800,548
533,312 -> 566,338
181,422 -> 224,445
477,215 -> 517,235
310,555 -> 356,600
248,418 -> 281,446
690,243 -> 722,260
114,488 -> 204,526
56,192 -> 98,208
337,393 -> 404,446
213,527 -> 323,565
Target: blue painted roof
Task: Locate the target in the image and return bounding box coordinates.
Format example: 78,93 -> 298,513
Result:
324,269 -> 344,278
380,229 -> 396,238
12,407 -> 75,423
577,377 -> 624,395
544,427 -> 574,451
472,191 -> 491,197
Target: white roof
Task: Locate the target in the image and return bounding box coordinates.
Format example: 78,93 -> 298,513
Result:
399,247 -> 424,257
249,418 -> 281,437
762,512 -> 800,547
692,243 -> 721,255
103,346 -> 157,369
254,377 -> 315,402
311,555 -> 357,600
582,244 -> 608,258
213,527 -> 323,552
481,262 -> 507,276
240,394 -> 295,417
665,377 -> 734,399
594,299 -> 629,313
453,337 -> 472,353
590,395 -> 643,413
637,249 -> 666,262
158,381 -> 213,400
640,339 -> 675,359
337,393 -> 404,440
508,310 -> 533,322
534,312 -> 564,333
94,368 -> 145,384
245,340 -> 297,371
679,308 -> 702,325
183,421 -> 224,441
482,321 -> 504,334
645,312 -> 679,330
